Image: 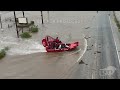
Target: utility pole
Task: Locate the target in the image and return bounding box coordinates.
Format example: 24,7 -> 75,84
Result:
22,11 -> 25,17
47,11 -> 49,22
14,11 -> 19,38
0,14 -> 2,29
22,11 -> 25,33
41,11 -> 44,24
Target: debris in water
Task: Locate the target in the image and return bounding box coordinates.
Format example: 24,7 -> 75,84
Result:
94,51 -> 101,54
79,60 -> 85,64
85,27 -> 90,29
84,36 -> 91,39
87,48 -> 92,51
97,51 -> 101,53
84,37 -> 89,39
79,60 -> 88,65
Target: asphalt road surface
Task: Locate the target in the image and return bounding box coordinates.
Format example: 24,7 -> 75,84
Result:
0,11 -> 120,79
61,11 -> 120,79
96,11 -> 120,79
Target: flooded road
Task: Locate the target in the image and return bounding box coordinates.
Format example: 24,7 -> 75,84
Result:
0,11 -> 97,79
0,40 -> 85,79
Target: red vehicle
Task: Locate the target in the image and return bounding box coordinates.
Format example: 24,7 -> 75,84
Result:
42,36 -> 79,52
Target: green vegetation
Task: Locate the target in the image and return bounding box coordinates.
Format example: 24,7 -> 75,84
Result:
30,25 -> 39,33
20,32 -> 32,38
0,49 -> 6,60
0,46 -> 10,60
113,12 -> 120,31
19,20 -> 38,38
0,46 -> 9,60
4,46 -> 9,51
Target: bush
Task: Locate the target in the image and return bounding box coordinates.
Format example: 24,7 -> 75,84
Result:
0,49 -> 6,60
4,46 -> 9,51
30,25 -> 38,33
20,32 -> 32,38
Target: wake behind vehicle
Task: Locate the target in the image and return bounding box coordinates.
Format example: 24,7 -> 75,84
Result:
42,36 -> 79,52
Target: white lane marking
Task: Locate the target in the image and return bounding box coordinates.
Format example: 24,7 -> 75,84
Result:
67,49 -> 81,56
91,14 -> 99,79
77,38 -> 87,62
109,16 -> 120,64
92,73 -> 94,79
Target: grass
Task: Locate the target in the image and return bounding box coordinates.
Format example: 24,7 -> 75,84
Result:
30,25 -> 39,33
113,12 -> 120,31
20,32 -> 32,38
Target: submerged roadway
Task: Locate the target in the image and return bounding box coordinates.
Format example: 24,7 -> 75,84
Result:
0,11 -> 120,79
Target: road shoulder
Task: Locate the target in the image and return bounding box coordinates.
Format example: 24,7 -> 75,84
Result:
109,13 -> 120,64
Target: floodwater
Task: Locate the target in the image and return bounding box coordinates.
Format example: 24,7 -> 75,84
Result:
0,36 -> 46,55
0,11 -> 97,57
0,11 -> 97,78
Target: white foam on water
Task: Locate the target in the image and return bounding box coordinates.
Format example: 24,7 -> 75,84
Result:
0,36 -> 47,55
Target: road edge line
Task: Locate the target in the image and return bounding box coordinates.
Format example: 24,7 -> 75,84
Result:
109,15 -> 120,64
77,38 -> 87,62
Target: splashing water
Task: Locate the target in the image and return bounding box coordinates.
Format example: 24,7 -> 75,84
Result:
0,36 -> 46,55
